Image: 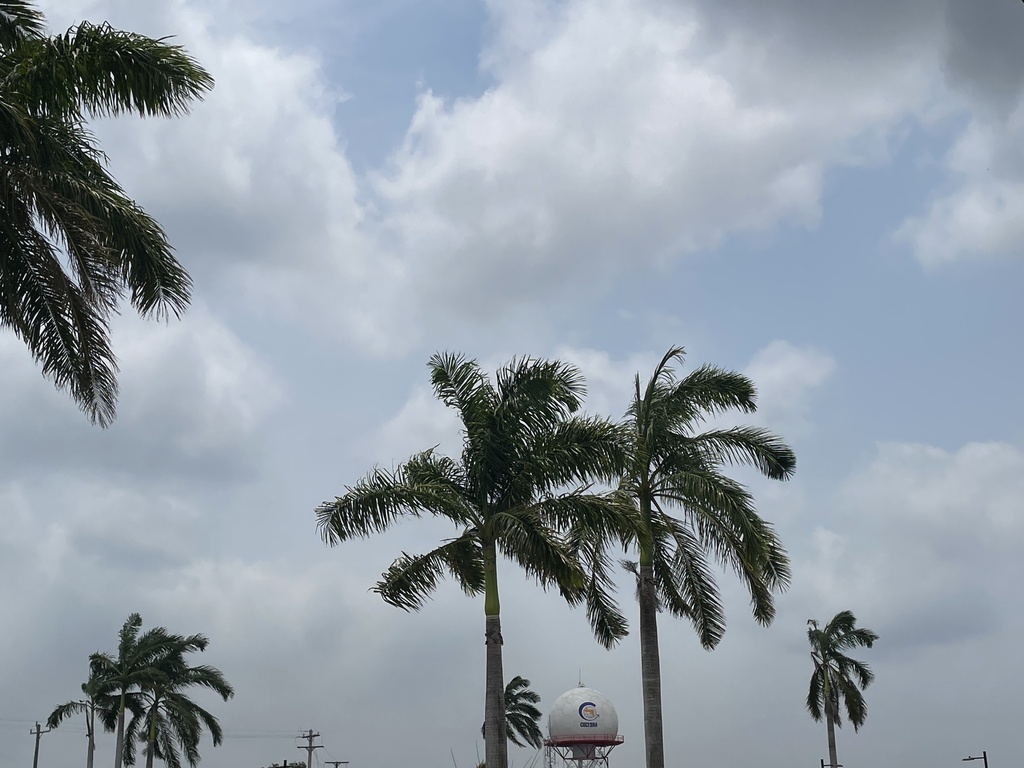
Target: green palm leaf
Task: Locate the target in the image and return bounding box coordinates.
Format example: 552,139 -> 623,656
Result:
0,1 -> 211,424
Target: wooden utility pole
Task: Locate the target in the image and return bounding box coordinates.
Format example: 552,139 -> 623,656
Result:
298,729 -> 322,768
30,721 -> 51,768
325,762 -> 349,768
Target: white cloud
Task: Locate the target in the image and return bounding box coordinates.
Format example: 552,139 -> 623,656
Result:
368,384 -> 462,465
897,108 -> 1024,264
0,309 -> 282,483
365,0 -> 940,340
743,341 -> 836,437
798,441 -> 1024,654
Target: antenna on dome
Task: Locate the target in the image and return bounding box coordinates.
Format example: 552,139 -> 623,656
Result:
578,669 -> 583,686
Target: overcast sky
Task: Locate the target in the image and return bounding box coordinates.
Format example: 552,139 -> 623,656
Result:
3,1 -> 1023,767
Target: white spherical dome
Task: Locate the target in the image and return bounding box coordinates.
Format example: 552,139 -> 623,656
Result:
548,686 -> 619,742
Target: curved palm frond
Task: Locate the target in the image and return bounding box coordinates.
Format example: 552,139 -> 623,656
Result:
481,676 -> 544,750
375,532 -> 485,610
0,2 -> 211,424
5,21 -> 213,119
0,1 -> 44,47
317,451 -> 477,545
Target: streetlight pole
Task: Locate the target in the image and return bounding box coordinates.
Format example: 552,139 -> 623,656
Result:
963,751 -> 988,768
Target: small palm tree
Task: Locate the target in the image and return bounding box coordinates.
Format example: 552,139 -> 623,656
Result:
615,346 -> 795,768
121,632 -> 233,768
807,610 -> 878,768
481,675 -> 544,750
0,0 -> 213,424
47,669 -> 121,768
318,353 -> 635,768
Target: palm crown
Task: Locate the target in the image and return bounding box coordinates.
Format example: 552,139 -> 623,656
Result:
481,675 -> 544,750
807,610 -> 878,731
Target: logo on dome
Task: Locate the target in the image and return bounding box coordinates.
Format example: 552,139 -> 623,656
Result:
578,702 -> 599,722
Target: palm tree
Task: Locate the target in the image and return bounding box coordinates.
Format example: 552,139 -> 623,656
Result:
317,352 -> 635,768
615,346 -> 795,768
0,0 -> 213,425
124,632 -> 233,768
481,675 -> 544,750
88,614 -> 188,768
47,668 -> 121,768
807,611 -> 878,768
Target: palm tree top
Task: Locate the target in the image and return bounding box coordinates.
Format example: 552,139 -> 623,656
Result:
807,610 -> 879,731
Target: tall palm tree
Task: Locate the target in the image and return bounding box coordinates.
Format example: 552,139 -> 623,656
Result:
124,632 -> 233,768
615,346 -> 795,768
88,614 -> 187,768
0,0 -> 213,425
807,610 -> 878,768
47,668 -> 121,768
317,352 -> 635,768
481,675 -> 544,750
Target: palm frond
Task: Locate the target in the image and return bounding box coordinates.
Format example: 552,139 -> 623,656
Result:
651,510 -> 725,647
5,21 -> 213,119
0,1 -> 44,48
374,534 -> 484,610
46,699 -> 87,729
491,507 -> 582,602
316,455 -> 475,546
683,426 -> 796,480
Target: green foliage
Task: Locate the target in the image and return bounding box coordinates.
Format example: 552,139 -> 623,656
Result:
0,0 -> 212,424
613,346 -> 796,768
807,610 -> 879,731
317,351 -> 636,646
481,675 -> 544,750
85,613 -> 232,768
618,345 -> 795,646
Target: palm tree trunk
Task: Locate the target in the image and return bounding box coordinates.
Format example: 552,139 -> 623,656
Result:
86,706 -> 95,768
639,560 -> 664,768
145,701 -> 160,768
825,697 -> 838,768
483,542 -> 507,768
113,693 -> 126,768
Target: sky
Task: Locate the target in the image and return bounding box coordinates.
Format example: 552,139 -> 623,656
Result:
2,1 -> 1023,767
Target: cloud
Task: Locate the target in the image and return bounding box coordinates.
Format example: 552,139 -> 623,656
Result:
798,441 -> 1024,657
890,2 -> 1024,265
897,106 -> 1024,264
0,308 -> 282,483
369,0 -> 938,339
743,341 -> 836,438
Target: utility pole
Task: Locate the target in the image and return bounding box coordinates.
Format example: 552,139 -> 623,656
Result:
325,762 -> 348,768
298,729 -> 323,768
30,721 -> 51,768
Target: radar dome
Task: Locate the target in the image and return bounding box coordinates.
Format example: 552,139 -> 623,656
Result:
548,686 -> 619,744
